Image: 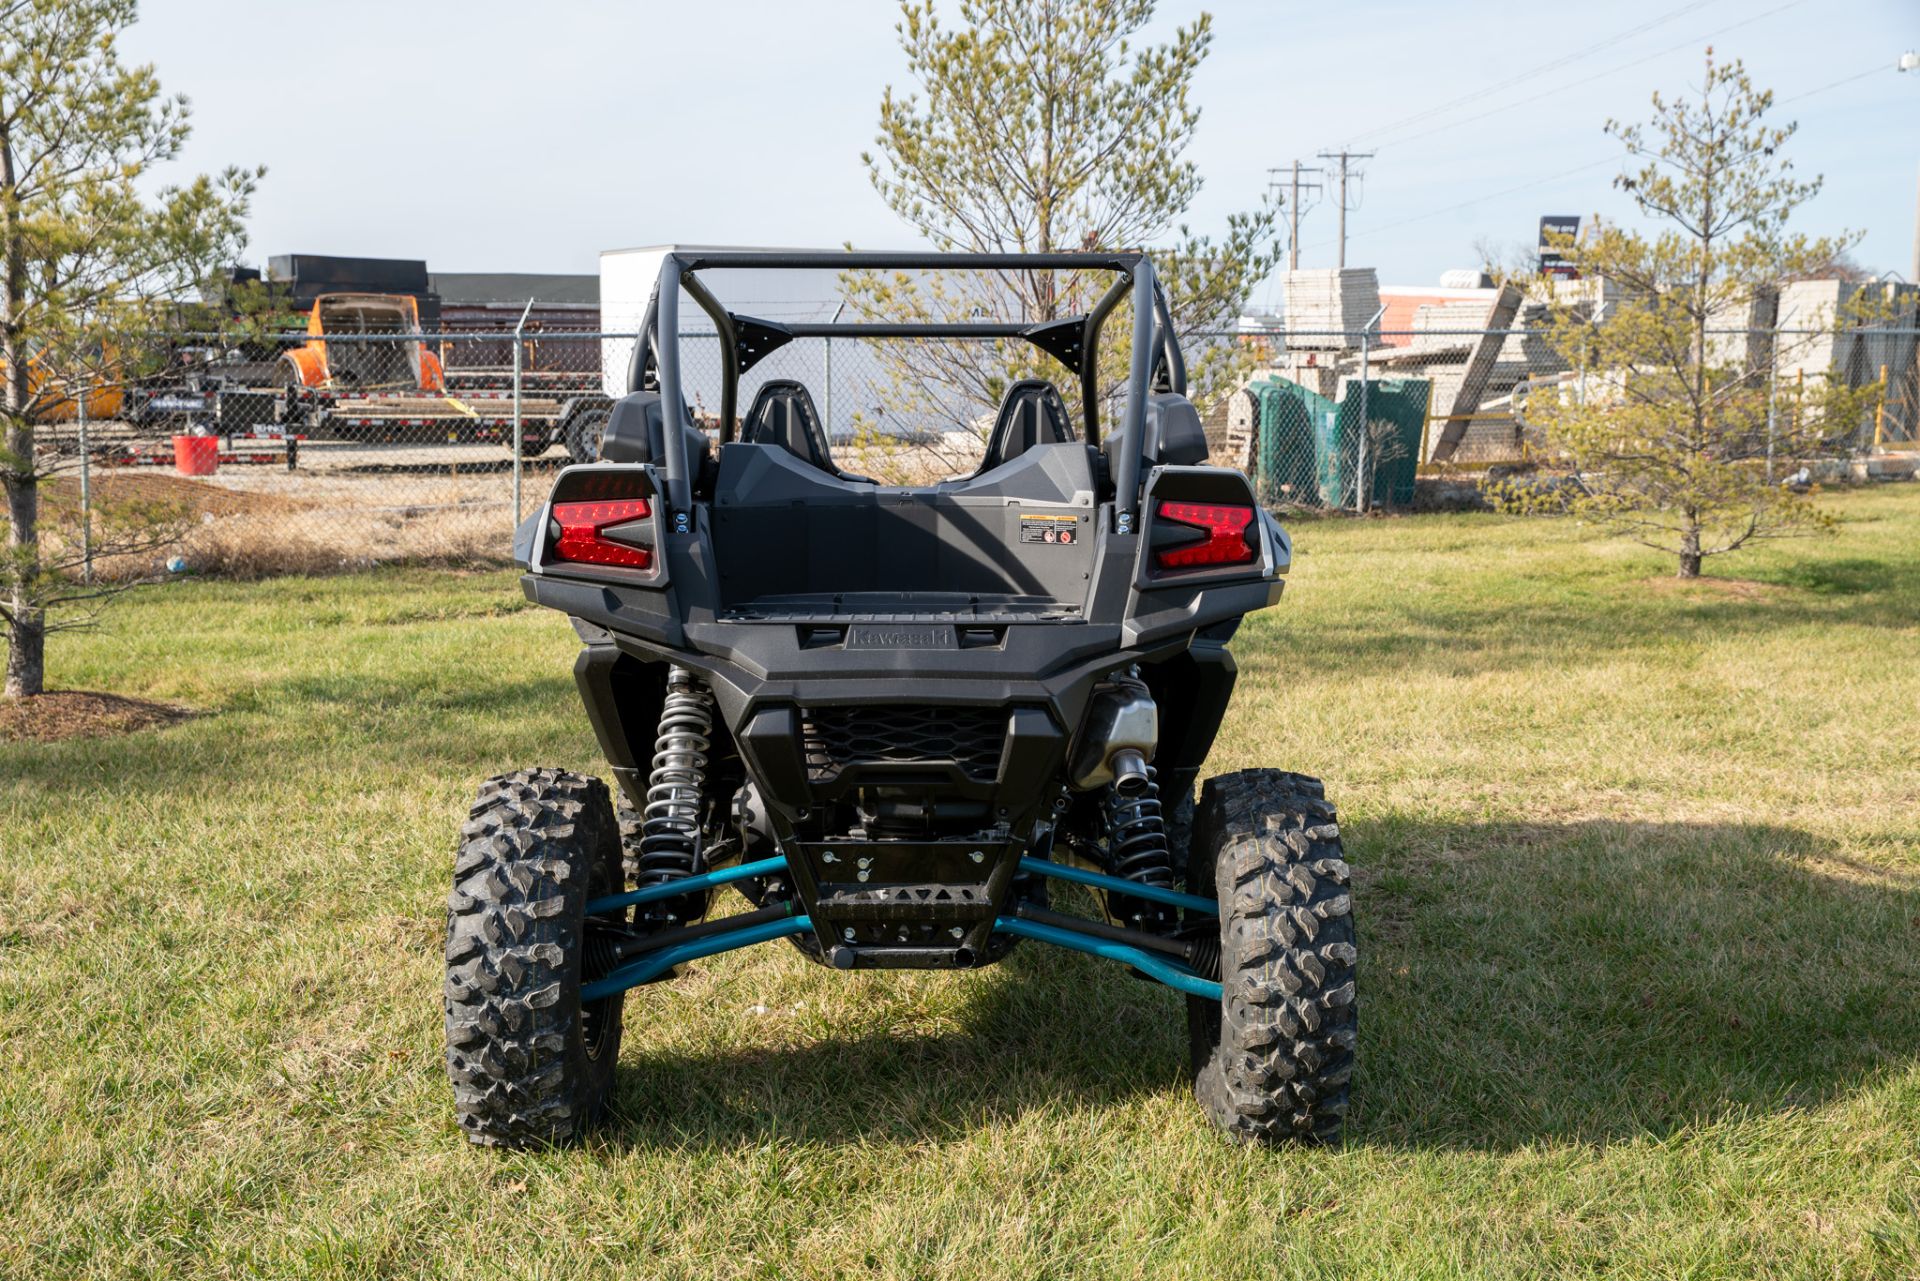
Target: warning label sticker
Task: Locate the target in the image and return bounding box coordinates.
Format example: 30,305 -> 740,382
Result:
1019,513 -> 1080,546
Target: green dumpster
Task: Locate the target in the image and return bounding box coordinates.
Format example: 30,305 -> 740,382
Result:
1254,378 -> 1337,508
1318,378 -> 1431,509
1252,375 -> 1430,509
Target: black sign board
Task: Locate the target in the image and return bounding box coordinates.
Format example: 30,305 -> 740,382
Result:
1538,216 -> 1580,279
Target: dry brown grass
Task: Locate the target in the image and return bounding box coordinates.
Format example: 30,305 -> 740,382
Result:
839,436 -> 984,484
179,500 -> 511,577
35,432 -> 1247,581
42,471 -> 309,520
36,465 -> 518,579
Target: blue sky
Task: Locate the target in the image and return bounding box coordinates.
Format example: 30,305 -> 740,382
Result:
124,0 -> 1918,298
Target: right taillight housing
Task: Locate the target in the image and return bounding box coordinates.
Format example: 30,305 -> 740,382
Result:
1152,499 -> 1258,574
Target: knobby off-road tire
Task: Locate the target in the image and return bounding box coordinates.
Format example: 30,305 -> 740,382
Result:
616,800 -> 646,887
565,407 -> 609,465
1187,769 -> 1357,1146
445,768 -> 625,1147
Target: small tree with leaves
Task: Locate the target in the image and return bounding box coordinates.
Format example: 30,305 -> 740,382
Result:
2,0 -> 259,697
845,0 -> 1275,469
1505,53 -> 1876,578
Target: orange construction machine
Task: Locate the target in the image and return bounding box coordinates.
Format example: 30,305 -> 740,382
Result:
273,292 -> 611,459
277,293 -> 445,394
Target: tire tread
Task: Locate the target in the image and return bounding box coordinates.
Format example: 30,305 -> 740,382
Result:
443,767 -> 621,1147
1188,768 -> 1358,1146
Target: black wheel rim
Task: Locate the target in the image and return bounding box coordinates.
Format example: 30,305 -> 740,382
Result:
579,870 -> 623,1061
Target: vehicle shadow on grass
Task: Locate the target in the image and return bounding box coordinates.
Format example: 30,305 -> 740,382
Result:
598,930 -> 1194,1149
593,817 -> 1919,1153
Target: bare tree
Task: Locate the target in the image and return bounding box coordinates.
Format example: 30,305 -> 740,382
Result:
1470,234 -> 1538,288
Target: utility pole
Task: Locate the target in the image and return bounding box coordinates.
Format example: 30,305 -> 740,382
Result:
1317,149 -> 1375,270
1903,53 -> 1918,280
1268,161 -> 1323,271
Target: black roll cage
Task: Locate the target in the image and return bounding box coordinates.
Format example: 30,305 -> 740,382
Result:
627,250 -> 1186,523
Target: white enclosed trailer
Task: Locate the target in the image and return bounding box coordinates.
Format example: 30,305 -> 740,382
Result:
599,245 -> 849,420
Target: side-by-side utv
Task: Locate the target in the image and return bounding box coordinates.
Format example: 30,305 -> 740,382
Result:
443,250 -> 1356,1148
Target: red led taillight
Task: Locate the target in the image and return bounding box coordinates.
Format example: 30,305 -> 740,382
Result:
1153,500 -> 1257,572
550,497 -> 654,569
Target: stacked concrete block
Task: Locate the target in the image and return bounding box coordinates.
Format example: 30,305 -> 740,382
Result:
1282,268 -> 1381,348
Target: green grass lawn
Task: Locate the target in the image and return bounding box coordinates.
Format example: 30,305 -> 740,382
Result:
4,489 -> 1918,1280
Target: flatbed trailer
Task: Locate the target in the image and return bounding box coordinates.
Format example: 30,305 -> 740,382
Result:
271,385 -> 613,460
439,366 -> 603,396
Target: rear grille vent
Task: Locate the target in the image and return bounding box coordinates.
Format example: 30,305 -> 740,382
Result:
800,705 -> 1007,781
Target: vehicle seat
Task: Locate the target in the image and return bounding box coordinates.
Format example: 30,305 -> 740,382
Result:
600,390 -> 711,471
1101,391 -> 1210,473
980,379 -> 1073,472
741,380 -> 838,473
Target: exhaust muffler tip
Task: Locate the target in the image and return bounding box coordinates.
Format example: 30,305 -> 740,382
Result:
1110,748 -> 1150,795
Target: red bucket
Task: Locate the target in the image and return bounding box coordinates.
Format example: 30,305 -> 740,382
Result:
172,434 -> 219,476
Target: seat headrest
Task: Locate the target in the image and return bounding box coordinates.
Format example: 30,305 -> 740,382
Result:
982,379 -> 1073,472
1103,392 -> 1209,471
601,391 -> 710,469
741,380 -> 837,473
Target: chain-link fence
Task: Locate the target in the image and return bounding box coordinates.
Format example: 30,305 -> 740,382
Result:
30,328 -> 628,578
25,319 -> 1919,578
30,324 -> 1146,576
1220,325 -> 1920,511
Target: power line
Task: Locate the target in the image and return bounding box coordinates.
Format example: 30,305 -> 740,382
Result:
1302,154 -> 1627,252
1368,0 -> 1810,154
1300,53 -> 1887,255
1350,0 -> 1720,148
1777,64 -> 1889,104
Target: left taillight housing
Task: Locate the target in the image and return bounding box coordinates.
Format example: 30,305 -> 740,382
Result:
536,466 -> 661,581
551,497 -> 653,569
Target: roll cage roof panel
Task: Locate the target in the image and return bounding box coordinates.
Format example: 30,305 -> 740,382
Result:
628,250 -> 1185,522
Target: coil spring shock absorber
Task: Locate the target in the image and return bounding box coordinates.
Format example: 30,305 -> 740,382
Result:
1104,764 -> 1177,927
637,666 -> 713,916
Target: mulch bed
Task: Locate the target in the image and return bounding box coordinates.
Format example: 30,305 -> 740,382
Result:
1639,575 -> 1783,600
0,690 -> 199,743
